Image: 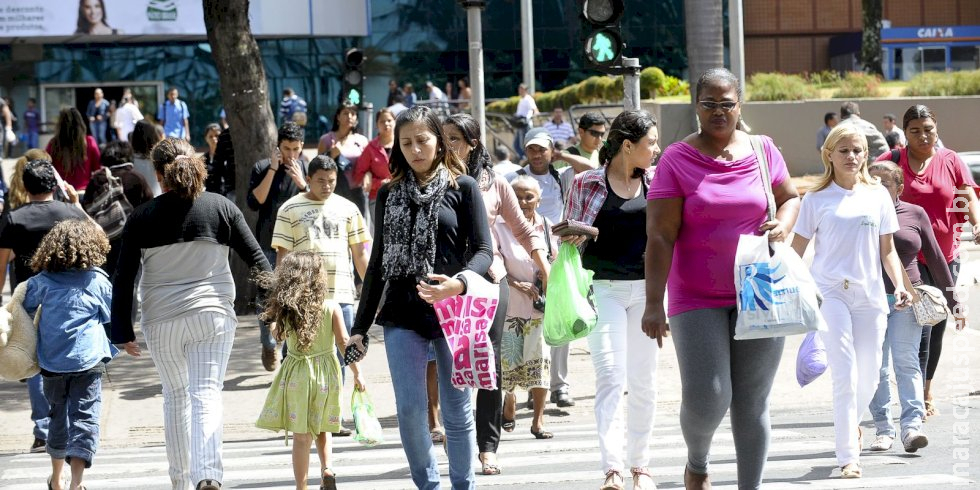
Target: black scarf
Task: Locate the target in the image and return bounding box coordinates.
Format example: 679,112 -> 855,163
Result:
382,167 -> 450,281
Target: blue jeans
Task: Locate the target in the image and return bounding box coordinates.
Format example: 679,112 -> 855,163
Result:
42,366 -> 103,467
869,301 -> 925,437
258,249 -> 278,350
384,326 -> 475,490
28,373 -> 50,440
24,131 -> 39,150
90,120 -> 107,145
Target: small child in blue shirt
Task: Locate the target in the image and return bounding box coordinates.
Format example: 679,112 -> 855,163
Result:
23,219 -> 138,490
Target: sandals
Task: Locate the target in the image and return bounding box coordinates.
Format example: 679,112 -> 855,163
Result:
429,428 -> 445,444
631,467 -> 655,489
530,427 -> 554,439
840,463 -> 862,479
601,469 -> 625,490
502,417 -> 516,432
321,468 -> 338,490
479,452 -> 501,475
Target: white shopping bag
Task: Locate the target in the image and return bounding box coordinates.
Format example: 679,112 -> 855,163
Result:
734,232 -> 826,339
432,270 -> 499,390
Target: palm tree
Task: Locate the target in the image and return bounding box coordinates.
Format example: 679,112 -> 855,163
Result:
684,0 -> 724,104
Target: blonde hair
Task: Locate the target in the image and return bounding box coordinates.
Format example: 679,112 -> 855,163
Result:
9,149 -> 52,209
812,124 -> 877,192
257,251 -> 329,352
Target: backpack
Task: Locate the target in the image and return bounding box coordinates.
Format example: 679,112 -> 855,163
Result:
84,168 -> 133,240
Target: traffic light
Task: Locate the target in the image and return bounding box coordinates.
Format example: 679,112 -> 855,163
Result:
342,48 -> 365,106
581,0 -> 625,73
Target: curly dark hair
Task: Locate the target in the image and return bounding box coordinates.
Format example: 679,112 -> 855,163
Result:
31,219 -> 109,273
257,251 -> 329,351
278,121 -> 305,145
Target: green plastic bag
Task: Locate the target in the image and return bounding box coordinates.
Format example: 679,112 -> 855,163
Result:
543,242 -> 598,346
351,389 -> 384,447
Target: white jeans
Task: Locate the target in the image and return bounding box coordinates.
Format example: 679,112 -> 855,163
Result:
818,286 -> 886,467
587,280 -> 659,473
143,312 -> 237,489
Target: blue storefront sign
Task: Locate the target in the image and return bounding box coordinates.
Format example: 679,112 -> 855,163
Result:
881,25 -> 980,80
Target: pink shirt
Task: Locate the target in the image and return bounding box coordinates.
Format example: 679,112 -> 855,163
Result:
647,136 -> 788,317
875,147 -> 975,263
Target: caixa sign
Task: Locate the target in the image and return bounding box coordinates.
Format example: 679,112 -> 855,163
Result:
882,25 -> 980,43
918,27 -> 955,38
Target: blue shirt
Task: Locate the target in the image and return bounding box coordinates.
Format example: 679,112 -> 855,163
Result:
157,99 -> 190,138
23,108 -> 40,133
24,268 -> 116,373
279,95 -> 307,123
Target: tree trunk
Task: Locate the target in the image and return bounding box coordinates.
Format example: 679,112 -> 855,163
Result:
684,0 -> 725,105
861,0 -> 884,76
203,0 -> 277,312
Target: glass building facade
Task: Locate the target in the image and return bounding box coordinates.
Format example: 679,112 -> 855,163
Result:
0,0 -> 686,146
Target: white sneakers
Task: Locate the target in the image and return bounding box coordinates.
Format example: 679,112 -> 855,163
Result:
869,434 -> 894,451
869,431 -> 929,453
902,429 -> 929,453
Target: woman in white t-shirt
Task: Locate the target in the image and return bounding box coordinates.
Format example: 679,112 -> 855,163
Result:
790,124 -> 912,480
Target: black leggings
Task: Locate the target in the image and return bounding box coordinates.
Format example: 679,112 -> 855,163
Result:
917,261 -> 957,380
476,278 -> 509,453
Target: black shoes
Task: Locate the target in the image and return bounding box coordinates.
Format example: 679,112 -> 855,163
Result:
30,438 -> 46,453
551,391 -> 575,407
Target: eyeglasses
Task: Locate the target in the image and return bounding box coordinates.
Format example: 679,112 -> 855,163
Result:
697,100 -> 738,112
586,129 -> 606,138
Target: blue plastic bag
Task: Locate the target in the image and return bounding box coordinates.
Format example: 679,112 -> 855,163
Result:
796,331 -> 827,387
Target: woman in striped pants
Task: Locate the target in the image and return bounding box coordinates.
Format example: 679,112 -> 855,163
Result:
110,138 -> 271,490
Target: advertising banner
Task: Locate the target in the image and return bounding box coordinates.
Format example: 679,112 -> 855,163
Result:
0,0 -> 368,40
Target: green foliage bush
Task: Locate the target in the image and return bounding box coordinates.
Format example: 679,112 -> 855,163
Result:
832,72 -> 885,98
903,70 -> 980,96
486,67 -> 688,114
806,70 -> 842,87
746,73 -> 818,101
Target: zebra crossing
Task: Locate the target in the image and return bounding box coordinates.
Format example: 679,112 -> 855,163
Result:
0,417 -> 972,489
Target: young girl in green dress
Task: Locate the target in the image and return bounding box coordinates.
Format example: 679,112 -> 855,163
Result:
256,251 -> 365,490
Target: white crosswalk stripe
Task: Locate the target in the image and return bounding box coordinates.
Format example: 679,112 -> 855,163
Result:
0,421 -> 973,489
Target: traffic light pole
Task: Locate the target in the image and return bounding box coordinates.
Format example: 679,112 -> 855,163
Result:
461,1 -> 487,143
622,57 -> 641,111
520,0 -> 535,94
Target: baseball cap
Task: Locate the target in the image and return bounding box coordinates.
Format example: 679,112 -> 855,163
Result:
524,128 -> 553,149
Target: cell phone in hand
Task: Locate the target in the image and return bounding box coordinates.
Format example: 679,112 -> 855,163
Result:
343,343 -> 364,366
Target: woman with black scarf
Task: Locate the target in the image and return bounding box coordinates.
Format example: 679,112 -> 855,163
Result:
347,106 -> 493,489
442,113 -> 552,475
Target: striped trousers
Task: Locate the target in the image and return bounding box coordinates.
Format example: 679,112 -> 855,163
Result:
143,312 -> 237,490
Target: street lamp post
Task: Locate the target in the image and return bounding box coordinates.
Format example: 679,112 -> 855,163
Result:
460,0 -> 487,143
520,0 -> 535,94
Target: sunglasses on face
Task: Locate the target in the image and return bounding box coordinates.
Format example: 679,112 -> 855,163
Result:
586,129 -> 606,138
697,100 -> 738,112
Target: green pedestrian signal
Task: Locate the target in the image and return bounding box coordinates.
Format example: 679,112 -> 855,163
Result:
342,47 -> 365,106
581,0 -> 625,73
591,31 -> 615,62
347,88 -> 361,106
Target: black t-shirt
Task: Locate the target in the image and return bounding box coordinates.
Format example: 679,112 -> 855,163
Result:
0,200 -> 89,285
246,157 -> 307,250
582,177 -> 647,281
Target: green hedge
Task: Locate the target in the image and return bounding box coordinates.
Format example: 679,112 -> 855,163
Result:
832,72 -> 884,98
746,73 -> 818,101
486,67 -> 689,114
903,70 -> 980,96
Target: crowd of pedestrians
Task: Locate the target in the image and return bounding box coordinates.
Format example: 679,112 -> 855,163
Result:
0,67 -> 974,490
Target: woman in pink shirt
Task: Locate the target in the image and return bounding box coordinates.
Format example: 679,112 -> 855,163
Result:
873,104 -> 978,418
46,107 -> 101,190
644,68 -> 801,490
442,113 -> 551,476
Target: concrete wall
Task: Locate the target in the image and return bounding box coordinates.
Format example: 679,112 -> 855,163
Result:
645,96 -> 980,177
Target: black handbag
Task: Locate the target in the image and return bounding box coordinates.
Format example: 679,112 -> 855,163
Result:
84,168 -> 133,240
